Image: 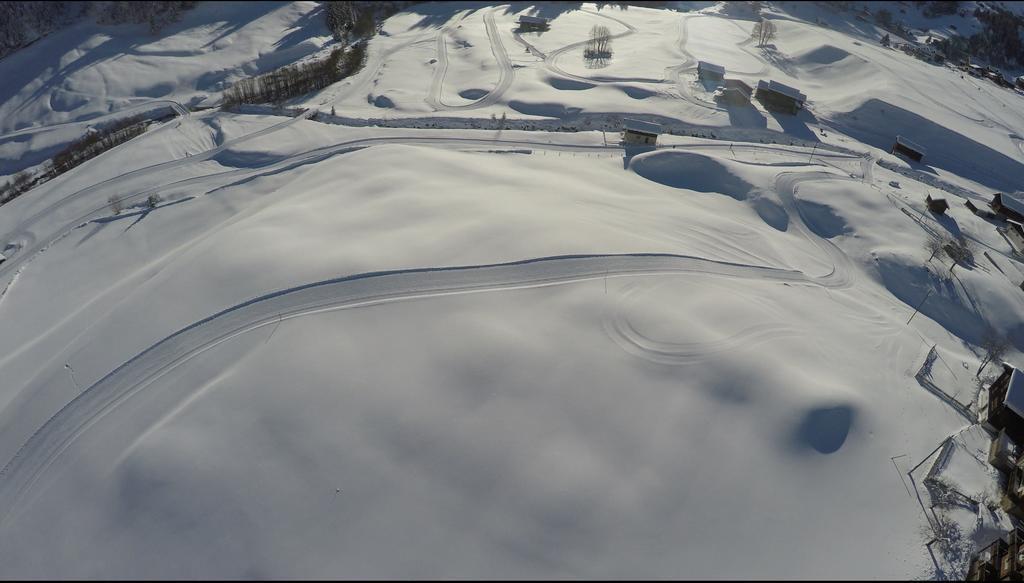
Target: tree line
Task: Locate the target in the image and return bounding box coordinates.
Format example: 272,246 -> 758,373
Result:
1,1 -> 196,61
222,44 -> 366,108
0,116 -> 148,207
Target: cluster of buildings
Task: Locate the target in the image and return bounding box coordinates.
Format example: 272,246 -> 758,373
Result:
965,366 -> 1024,579
960,61 -> 1024,92
696,60 -> 806,115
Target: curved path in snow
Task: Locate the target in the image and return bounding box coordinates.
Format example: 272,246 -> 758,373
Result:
426,8 -> 514,111
0,130 -> 863,304
0,240 -> 859,523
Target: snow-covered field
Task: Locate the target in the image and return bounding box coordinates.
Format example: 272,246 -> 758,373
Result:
2,1 -> 1024,578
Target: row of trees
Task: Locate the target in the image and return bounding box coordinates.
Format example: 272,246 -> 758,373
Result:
223,44 -> 366,107
323,1 -> 421,44
50,116 -> 148,176
1,1 -> 196,60
0,116 -> 148,208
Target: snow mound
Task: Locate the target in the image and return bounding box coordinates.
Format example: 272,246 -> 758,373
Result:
628,150 -> 755,200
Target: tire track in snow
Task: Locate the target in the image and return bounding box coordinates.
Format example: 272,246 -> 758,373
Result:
0,250 -> 854,522
426,8 -> 513,111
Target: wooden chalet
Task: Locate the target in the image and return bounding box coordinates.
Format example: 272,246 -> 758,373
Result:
984,365 -> 1024,444
991,193 -> 1024,223
891,135 -> 926,163
1000,529 -> 1024,580
516,15 -> 549,32
926,194 -> 949,215
697,61 -> 725,82
969,537 -> 1009,581
967,199 -> 998,219
991,429 -> 1022,474
622,118 -> 661,146
716,79 -> 753,105
1006,220 -> 1024,255
755,80 -> 806,114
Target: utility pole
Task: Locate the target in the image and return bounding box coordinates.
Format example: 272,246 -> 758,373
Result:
808,142 -> 818,164
907,289 -> 933,325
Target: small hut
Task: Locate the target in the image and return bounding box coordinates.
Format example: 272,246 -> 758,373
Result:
1005,220 -> 1024,254
755,80 -> 806,114
697,61 -> 725,83
926,194 -> 949,215
517,15 -> 549,32
1001,529 -> 1024,580
990,429 -> 1021,473
622,118 -> 661,146
891,135 -> 926,163
968,537 -> 1009,581
991,193 -> 1024,223
716,79 -> 753,105
983,365 -> 1024,444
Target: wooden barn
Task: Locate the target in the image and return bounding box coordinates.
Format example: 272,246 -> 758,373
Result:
983,365 -> 1024,444
891,135 -> 926,163
990,429 -> 1021,474
1005,220 -> 1024,255
697,61 -> 725,83
716,79 -> 753,105
516,15 -> 549,32
622,118 -> 661,146
968,537 -> 1009,581
966,199 -> 997,219
991,193 -> 1024,223
926,194 -> 949,215
755,80 -> 806,114
1000,529 -> 1024,580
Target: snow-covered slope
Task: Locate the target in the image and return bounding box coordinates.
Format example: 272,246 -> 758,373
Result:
2,1 -> 1024,579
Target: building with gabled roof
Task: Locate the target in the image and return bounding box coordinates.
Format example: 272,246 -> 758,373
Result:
755,80 -> 806,114
992,193 -> 1024,223
697,61 -> 725,82
891,135 -> 926,163
984,365 -> 1024,444
622,118 -> 661,146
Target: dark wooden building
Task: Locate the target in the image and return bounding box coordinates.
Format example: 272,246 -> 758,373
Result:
990,429 -> 1021,474
697,61 -> 725,83
991,193 -> 1024,223
516,15 -> 549,32
755,79 -> 806,114
891,135 -> 926,163
716,78 -> 753,105
984,365 -> 1024,444
1000,529 -> 1024,580
969,537 -> 1009,581
622,118 -> 661,146
926,194 -> 949,215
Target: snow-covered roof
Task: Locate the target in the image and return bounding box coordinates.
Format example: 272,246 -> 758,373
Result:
997,193 -> 1024,217
518,15 -> 549,25
756,79 -> 806,103
623,118 -> 662,135
895,135 -> 927,155
1005,368 -> 1024,419
697,61 -> 725,75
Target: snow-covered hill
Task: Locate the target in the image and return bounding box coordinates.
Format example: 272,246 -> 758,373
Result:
1,1 -> 1024,578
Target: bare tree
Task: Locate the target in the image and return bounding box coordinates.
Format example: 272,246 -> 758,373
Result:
977,326 -> 1010,377
146,194 -> 161,209
752,18 -> 776,47
584,25 -> 612,59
